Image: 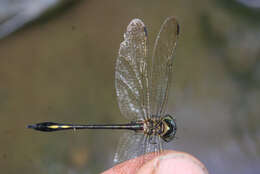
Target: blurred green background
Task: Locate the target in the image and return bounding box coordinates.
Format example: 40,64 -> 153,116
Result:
0,0 -> 260,173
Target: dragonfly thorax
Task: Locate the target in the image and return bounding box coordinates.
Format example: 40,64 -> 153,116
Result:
143,115 -> 177,142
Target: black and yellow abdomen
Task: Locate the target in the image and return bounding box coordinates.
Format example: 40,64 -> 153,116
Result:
27,122 -> 74,132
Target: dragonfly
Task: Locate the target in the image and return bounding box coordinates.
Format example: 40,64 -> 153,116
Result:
28,16 -> 179,163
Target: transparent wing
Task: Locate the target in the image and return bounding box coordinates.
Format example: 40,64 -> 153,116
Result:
114,132 -> 146,163
114,132 -> 163,163
115,19 -> 149,121
144,135 -> 163,156
150,17 -> 179,117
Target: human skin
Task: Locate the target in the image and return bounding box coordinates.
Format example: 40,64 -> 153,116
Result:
102,150 -> 208,174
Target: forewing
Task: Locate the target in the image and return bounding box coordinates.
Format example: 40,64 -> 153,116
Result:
115,19 -> 149,121
150,17 -> 179,117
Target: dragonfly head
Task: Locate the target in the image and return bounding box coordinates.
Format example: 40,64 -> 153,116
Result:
160,115 -> 177,142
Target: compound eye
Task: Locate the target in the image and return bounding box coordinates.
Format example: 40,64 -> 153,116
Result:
161,115 -> 177,142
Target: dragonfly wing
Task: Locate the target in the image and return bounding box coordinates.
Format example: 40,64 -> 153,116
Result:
114,132 -> 164,164
144,135 -> 163,155
115,19 -> 149,121
150,17 -> 179,117
114,132 -> 146,163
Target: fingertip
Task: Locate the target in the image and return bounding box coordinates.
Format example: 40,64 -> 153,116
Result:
102,151 -> 208,174
137,151 -> 208,174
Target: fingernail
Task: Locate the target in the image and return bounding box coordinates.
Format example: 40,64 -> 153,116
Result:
154,153 -> 208,174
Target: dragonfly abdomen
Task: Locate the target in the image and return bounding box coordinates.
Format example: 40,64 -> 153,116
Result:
28,122 -> 144,132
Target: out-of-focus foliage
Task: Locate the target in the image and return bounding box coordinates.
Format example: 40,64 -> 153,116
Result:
0,0 -> 78,39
